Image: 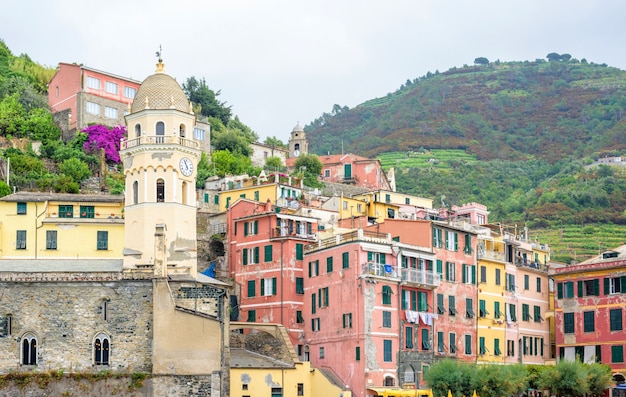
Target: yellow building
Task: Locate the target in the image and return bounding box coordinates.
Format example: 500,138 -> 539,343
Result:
476,231 -> 508,364
230,322 -> 351,397
0,192 -> 125,259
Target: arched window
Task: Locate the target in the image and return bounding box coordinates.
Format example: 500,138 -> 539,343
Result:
133,181 -> 139,204
182,181 -> 188,205
156,179 -> 165,202
134,123 -> 141,138
403,365 -> 416,384
384,376 -> 395,386
156,121 -> 165,143
179,123 -> 186,138
294,143 -> 300,151
21,333 -> 37,365
94,333 -> 110,365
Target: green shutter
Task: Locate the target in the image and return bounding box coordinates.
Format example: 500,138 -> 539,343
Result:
381,253 -> 386,264
272,277 -> 277,295
244,223 -> 249,236
411,291 -> 417,311
432,227 -> 437,247
296,243 -> 303,260
327,257 -> 333,273
621,276 -> 626,293
557,282 -> 563,299
312,294 -> 316,314
247,280 -> 255,297
436,260 -> 442,274
214,195 -> 219,205
368,251 -> 373,262
324,287 -> 329,306
254,247 -> 259,264
204,193 -> 209,203
577,280 -> 583,297
243,249 -> 248,265
261,279 -> 265,296
471,265 -> 476,284
462,264 -> 467,283
264,245 -> 273,262
604,278 -> 610,295
593,279 -> 600,296
308,262 -> 312,277
296,277 -> 304,294
342,252 -> 349,269
494,301 -> 500,318
254,220 -> 258,234
454,233 -> 458,251
318,289 -> 322,307
356,346 -> 361,361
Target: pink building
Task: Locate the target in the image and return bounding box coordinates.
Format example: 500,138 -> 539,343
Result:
48,62 -> 141,139
431,221 -> 479,364
227,198 -> 317,348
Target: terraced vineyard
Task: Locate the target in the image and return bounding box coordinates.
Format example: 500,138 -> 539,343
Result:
377,150 -> 478,170
532,224 -> 626,264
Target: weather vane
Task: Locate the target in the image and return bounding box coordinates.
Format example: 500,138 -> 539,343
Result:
156,45 -> 162,62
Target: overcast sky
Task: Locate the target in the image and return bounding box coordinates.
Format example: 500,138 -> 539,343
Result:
2,1 -> 625,143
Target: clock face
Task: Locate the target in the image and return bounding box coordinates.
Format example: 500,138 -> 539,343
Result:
293,149 -> 300,157
179,157 -> 193,176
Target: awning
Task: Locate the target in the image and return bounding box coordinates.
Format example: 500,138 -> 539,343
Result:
368,388 -> 433,397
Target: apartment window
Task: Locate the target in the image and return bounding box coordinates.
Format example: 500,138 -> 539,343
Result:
296,311 -> 304,324
534,305 -> 543,322
80,205 -> 95,218
437,331 -> 444,353
318,287 -> 329,307
247,310 -> 256,322
607,276 -> 626,294
406,326 -> 414,349
432,227 -> 443,248
506,274 -> 516,291
156,178 -> 165,202
17,202 -> 26,214
464,335 -> 472,355
326,257 -> 333,273
583,311 -> 595,332
479,300 -> 488,318
449,333 -> 457,354
536,277 -> 542,292
104,106 -> 118,119
385,194 -> 391,203
296,277 -> 304,294
242,247 -> 260,265
580,279 -> 600,296
612,345 -> 624,363
437,294 -> 445,315
465,298 -> 474,318
94,333 -> 110,365
264,245 -> 273,262
565,281 -> 574,298
494,338 -> 502,356
296,243 -> 303,260
356,346 -> 361,361
368,251 -> 386,264
124,86 -> 136,98
383,340 -> 392,362
508,303 -> 517,322
97,231 -> 108,250
495,268 -> 501,285
479,337 -> 487,355
448,296 -> 457,316
59,205 -> 73,218
297,383 -> 304,396
271,387 -> 283,397
87,76 -> 100,89
382,285 -> 392,305
462,264 -> 475,284
21,333 -> 37,365
445,261 -> 456,282
243,220 -> 258,236
382,311 -> 392,328
445,230 -> 458,251
479,266 -> 486,283
421,328 -> 430,350
247,280 -> 256,297
610,309 -> 623,331
261,278 -> 277,296
522,304 -> 532,321
311,318 -> 320,331
319,347 -> 325,359
464,234 -> 472,254
494,301 -> 503,319
16,230 -> 26,250
507,340 -> 515,357
524,274 -> 529,290
343,313 -> 352,328
342,252 -> 349,269
308,260 -> 319,277
564,312 -> 575,334
105,81 -> 118,94
46,230 -> 57,250
86,101 -> 100,115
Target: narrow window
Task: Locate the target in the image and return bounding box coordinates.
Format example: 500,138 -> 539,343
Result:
156,179 -> 165,202
135,124 -> 141,138
46,230 -> 57,250
179,123 -> 186,138
21,333 -> 37,365
94,333 -> 110,365
97,231 -> 109,250
16,230 -> 26,250
102,299 -> 109,321
156,121 -> 165,138
133,181 -> 139,204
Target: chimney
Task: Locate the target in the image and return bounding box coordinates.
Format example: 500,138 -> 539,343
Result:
265,198 -> 272,212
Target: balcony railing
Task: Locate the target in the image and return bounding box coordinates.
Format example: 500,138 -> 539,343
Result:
121,136 -> 199,150
305,229 -> 390,253
515,258 -> 548,272
400,268 -> 440,287
362,262 -> 398,278
478,249 -> 505,262
270,227 -> 316,241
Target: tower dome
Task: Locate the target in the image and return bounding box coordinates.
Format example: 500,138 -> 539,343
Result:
130,62 -> 190,113
292,123 -> 304,133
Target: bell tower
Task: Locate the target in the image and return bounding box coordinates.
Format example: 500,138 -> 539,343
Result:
288,122 -> 308,158
120,56 -> 202,277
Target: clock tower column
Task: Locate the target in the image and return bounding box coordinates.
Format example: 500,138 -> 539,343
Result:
287,122 -> 308,158
120,58 -> 202,277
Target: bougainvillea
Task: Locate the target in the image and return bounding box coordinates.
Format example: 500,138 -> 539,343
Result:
82,124 -> 126,163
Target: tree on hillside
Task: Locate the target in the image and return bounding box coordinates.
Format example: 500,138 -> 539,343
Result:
212,129 -> 252,157
82,124 -> 126,163
227,115 -> 258,143
263,136 -> 287,149
294,154 -> 324,188
182,76 -> 232,124
474,57 -> 490,65
547,52 -> 562,62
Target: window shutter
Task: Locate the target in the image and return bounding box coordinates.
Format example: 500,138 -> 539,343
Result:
254,220 -> 258,234
432,227 -> 437,247
454,233 -> 458,251
247,280 -> 255,297
436,260 -> 442,274
254,247 -> 260,264
244,223 -> 249,236
462,264 -> 467,284
368,251 -> 373,262
557,283 -> 563,299
577,281 -> 583,297
381,253 -> 386,264
243,249 -> 248,265
318,289 -> 322,307
621,276 -> 626,292
604,278 -> 610,295
296,243 -> 303,260
471,265 -> 476,284
272,277 -> 277,295
261,279 -> 265,296
324,287 -> 329,305
308,262 -> 312,277
411,291 -> 416,311
593,279 -> 599,296
264,245 -> 273,262
343,252 -> 349,269
312,294 -> 316,314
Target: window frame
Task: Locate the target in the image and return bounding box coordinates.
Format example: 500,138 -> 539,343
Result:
46,230 -> 57,250
97,230 -> 109,250
93,332 -> 111,366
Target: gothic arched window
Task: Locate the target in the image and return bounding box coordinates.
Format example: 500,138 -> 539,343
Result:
135,123 -> 141,138
156,179 -> 165,202
94,333 -> 110,365
21,333 -> 37,365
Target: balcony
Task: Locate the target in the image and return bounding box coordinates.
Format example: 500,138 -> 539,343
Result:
515,258 -> 548,272
362,262 -> 398,279
478,248 -> 505,262
304,229 -> 390,253
121,136 -> 199,150
270,227 -> 316,241
400,267 -> 440,288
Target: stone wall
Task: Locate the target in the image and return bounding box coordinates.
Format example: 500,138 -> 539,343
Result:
0,280 -> 153,374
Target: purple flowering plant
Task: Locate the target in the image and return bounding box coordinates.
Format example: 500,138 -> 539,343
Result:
82,124 -> 127,163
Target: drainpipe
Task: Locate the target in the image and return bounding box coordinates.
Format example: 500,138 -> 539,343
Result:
34,202 -> 49,260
